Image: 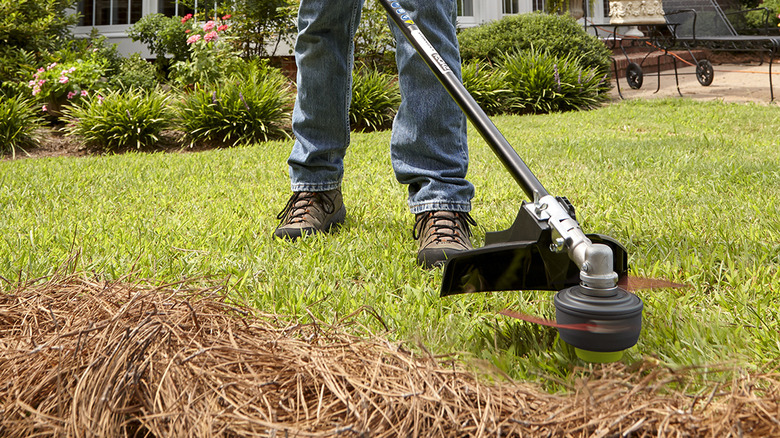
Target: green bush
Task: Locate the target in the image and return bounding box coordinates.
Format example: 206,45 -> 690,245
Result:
741,0 -> 780,31
499,47 -> 610,114
27,57 -> 107,120
354,0 -> 397,72
458,13 -> 612,73
63,89 -> 173,151
0,0 -> 78,83
170,14 -> 243,88
461,59 -> 512,116
0,94 -> 44,158
349,66 -> 401,132
127,13 -> 191,77
107,54 -> 159,93
176,64 -> 293,146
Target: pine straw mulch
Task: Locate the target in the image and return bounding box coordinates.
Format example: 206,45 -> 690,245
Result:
1,276 -> 779,437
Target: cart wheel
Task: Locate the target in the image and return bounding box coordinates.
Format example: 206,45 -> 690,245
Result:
626,62 -> 643,89
696,60 -> 714,86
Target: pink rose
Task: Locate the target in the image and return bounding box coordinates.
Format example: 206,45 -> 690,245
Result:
203,20 -> 216,31
204,31 -> 218,42
187,34 -> 202,44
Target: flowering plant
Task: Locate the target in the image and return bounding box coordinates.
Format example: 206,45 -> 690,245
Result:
171,14 -> 242,87
27,58 -> 106,116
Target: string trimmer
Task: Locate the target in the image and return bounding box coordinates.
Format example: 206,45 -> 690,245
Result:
378,0 -> 663,362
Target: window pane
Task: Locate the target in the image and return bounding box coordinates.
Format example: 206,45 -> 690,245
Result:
78,0 -> 143,26
94,0 -> 111,25
78,0 -> 93,26
130,0 -> 142,22
113,0 -> 128,24
503,0 -> 520,14
159,0 -> 193,17
458,0 -> 473,16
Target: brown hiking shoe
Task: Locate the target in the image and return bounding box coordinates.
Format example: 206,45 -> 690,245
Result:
413,210 -> 476,268
274,189 -> 346,240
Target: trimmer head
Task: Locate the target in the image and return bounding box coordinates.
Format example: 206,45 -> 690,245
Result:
554,283 -> 643,361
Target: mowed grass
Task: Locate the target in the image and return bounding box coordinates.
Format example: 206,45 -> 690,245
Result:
1,98 -> 779,385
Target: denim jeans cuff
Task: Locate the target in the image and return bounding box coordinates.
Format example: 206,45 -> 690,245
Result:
409,201 -> 471,215
290,182 -> 341,192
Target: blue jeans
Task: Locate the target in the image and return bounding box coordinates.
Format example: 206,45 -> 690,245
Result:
288,0 -> 474,214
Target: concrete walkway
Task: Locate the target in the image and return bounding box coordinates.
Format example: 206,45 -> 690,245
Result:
608,62 -> 779,104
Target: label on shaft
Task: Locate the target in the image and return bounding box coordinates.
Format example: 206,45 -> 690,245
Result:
411,29 -> 452,75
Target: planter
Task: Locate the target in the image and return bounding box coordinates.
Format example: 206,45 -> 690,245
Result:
608,0 -> 665,25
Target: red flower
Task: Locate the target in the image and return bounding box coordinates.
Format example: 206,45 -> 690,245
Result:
204,31 -> 218,42
181,13 -> 193,23
217,24 -> 228,32
221,14 -> 231,20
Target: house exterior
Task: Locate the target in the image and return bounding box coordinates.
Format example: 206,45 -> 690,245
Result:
72,0 -> 611,57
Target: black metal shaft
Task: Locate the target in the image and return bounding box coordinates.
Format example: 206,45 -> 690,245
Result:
378,0 -> 549,199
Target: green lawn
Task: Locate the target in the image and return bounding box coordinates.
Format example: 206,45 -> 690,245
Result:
2,98 -> 778,385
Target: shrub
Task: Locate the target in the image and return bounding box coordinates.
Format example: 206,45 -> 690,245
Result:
0,0 -> 78,83
741,0 -> 780,31
170,14 -> 243,87
349,66 -> 401,132
107,54 -> 159,93
354,0 -> 397,72
499,46 -> 610,114
177,63 -> 293,146
461,59 -> 512,116
63,89 -> 173,151
0,94 -> 44,158
227,0 -> 297,57
127,13 -> 191,76
458,13 -> 612,73
27,58 -> 106,120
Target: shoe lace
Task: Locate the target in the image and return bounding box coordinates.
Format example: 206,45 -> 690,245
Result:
413,211 -> 477,243
276,191 -> 336,225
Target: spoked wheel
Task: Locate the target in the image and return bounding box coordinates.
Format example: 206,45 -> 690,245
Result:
625,62 -> 644,89
696,59 -> 714,86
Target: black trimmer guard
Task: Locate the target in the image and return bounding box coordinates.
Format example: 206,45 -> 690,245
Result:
440,201 -> 628,297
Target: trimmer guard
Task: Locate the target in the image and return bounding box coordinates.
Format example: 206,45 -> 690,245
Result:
440,201 -> 628,297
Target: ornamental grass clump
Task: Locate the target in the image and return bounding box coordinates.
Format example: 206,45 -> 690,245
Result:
499,47 -> 610,114
177,66 -> 293,146
349,66 -> 401,132
63,89 -> 172,151
0,94 -> 44,158
461,59 -> 513,116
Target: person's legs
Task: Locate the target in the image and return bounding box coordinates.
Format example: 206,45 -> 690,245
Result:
388,1 -> 476,267
388,0 -> 474,214
275,0 -> 363,240
288,0 -> 365,192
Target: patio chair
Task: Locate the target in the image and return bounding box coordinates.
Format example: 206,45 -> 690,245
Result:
663,0 -> 779,100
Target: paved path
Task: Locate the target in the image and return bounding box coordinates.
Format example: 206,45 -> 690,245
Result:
608,62 -> 778,104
